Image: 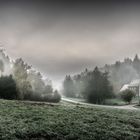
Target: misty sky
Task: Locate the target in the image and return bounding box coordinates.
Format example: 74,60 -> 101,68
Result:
0,0 -> 140,88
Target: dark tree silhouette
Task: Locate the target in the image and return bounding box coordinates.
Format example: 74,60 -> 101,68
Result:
63,75 -> 75,97
84,67 -> 114,104
0,75 -> 17,99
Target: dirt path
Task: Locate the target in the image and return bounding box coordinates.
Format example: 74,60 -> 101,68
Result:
62,97 -> 139,111
19,98 -> 139,111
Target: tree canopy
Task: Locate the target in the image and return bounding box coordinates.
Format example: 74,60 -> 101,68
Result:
63,67 -> 114,104
84,67 -> 114,104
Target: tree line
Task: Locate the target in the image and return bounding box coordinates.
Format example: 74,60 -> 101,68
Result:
102,54 -> 140,93
63,67 -> 114,104
0,49 -> 61,103
63,54 -> 140,104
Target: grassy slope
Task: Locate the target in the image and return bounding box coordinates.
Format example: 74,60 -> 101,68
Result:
0,100 -> 140,140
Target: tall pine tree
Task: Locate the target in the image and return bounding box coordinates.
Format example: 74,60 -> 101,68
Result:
84,67 -> 114,104
63,75 -> 75,97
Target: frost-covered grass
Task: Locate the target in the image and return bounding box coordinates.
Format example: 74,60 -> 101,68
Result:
104,96 -> 140,106
0,99 -> 140,139
104,98 -> 126,105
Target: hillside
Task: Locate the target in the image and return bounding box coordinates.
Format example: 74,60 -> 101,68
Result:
0,100 -> 140,140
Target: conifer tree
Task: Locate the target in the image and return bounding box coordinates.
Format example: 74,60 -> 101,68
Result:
84,67 -> 114,104
63,75 -> 75,97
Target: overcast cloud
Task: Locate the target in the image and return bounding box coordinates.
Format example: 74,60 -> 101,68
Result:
0,0 -> 140,88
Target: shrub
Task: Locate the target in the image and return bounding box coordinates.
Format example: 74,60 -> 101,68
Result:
43,90 -> 61,103
120,89 -> 135,104
0,75 -> 17,99
24,90 -> 61,103
53,90 -> 61,102
24,92 -> 43,101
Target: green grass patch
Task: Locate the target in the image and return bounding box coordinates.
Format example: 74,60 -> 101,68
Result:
104,98 -> 126,105
105,97 -> 140,106
0,99 -> 139,139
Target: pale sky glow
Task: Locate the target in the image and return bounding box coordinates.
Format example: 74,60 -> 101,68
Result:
0,0 -> 140,89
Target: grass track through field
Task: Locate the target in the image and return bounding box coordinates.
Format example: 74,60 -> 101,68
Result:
62,97 -> 139,111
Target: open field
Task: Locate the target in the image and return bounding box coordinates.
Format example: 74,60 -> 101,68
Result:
0,100 -> 140,140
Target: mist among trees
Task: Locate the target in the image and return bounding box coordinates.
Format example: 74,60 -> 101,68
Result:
0,49 -> 61,102
102,54 -> 140,92
63,67 -> 114,104
63,54 -> 140,104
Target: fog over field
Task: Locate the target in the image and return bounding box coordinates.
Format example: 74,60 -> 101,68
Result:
0,0 -> 140,89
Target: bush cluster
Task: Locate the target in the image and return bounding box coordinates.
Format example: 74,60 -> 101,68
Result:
25,92 -> 61,103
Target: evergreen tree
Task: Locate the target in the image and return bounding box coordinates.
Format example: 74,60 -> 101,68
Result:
133,54 -> 140,74
0,60 -> 4,75
0,75 -> 17,99
84,67 -> 114,104
63,75 -> 75,97
114,61 -> 121,70
101,72 -> 114,99
133,54 -> 139,62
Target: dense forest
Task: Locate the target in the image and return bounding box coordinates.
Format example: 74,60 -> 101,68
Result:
63,55 -> 140,103
63,67 -> 114,104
